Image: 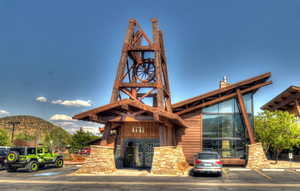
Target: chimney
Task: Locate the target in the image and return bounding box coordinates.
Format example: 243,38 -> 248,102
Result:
219,76 -> 230,88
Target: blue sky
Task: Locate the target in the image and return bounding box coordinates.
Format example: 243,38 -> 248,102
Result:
0,0 -> 300,133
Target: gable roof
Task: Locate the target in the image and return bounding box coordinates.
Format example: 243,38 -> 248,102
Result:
73,99 -> 188,128
172,72 -> 272,115
261,86 -> 300,111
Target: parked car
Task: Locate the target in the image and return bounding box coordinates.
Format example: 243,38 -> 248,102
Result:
0,147 -> 10,169
192,151 -> 223,176
5,146 -> 64,172
79,147 -> 91,155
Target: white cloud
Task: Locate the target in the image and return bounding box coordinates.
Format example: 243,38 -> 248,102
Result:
49,114 -> 73,121
51,119 -> 101,135
51,99 -> 91,107
0,110 -> 9,115
36,96 -> 48,102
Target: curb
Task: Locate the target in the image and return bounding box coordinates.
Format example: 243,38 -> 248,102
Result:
262,169 -> 284,172
228,168 -> 251,171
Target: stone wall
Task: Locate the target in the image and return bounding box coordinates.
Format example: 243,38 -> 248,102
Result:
246,142 -> 270,169
151,146 -> 190,175
74,145 -> 116,175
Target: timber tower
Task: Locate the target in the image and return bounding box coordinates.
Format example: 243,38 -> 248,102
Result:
110,18 -> 172,112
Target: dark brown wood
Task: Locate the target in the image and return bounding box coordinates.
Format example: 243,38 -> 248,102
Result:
176,81 -> 272,115
268,92 -> 300,111
295,99 -> 300,117
236,89 -> 255,144
262,86 -> 300,110
173,72 -> 271,109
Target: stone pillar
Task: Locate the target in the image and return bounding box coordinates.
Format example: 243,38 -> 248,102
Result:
246,142 -> 270,169
74,145 -> 116,175
151,146 -> 189,175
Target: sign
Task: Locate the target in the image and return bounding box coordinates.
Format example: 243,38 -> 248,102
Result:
289,152 -> 293,160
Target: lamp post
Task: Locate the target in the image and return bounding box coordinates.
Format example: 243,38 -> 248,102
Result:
7,121 -> 20,144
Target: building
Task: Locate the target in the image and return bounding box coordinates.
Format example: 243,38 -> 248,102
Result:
261,86 -> 300,117
73,18 -> 272,170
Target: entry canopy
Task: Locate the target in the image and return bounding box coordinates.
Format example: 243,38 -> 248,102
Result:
73,99 -> 188,128
261,86 -> 300,111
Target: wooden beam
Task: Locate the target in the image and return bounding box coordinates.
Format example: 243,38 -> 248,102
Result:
269,92 -> 300,111
173,72 -> 271,109
295,99 -> 300,117
176,81 -> 272,115
236,89 -> 255,144
120,83 -> 156,88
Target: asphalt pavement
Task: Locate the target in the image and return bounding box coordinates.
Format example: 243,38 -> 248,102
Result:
1,166 -> 300,191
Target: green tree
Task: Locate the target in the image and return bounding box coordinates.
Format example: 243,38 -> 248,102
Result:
15,132 -> 35,142
71,128 -> 99,153
0,129 -> 10,146
43,128 -> 72,151
255,110 -> 300,162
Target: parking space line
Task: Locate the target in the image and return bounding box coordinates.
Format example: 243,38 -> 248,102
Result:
253,169 -> 272,180
286,169 -> 300,175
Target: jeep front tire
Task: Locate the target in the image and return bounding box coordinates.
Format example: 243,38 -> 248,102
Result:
27,161 -> 39,172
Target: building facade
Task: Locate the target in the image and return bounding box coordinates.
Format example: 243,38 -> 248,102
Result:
73,18 -> 272,169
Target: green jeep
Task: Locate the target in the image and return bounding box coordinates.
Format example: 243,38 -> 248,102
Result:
5,146 -> 64,172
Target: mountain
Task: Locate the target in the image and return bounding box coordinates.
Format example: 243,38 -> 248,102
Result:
0,115 -> 69,145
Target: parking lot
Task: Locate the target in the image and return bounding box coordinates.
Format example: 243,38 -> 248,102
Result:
1,166 -> 300,190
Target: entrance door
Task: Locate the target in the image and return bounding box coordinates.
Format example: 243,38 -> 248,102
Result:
123,139 -> 159,169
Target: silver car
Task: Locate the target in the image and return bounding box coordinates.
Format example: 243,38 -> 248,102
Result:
192,151 -> 223,176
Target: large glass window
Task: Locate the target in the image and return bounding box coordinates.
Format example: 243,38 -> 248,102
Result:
202,93 -> 254,159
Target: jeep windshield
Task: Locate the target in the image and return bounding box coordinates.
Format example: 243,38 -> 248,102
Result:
10,148 -> 26,155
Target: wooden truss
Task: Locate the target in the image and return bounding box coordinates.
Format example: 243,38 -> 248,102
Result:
110,18 -> 172,112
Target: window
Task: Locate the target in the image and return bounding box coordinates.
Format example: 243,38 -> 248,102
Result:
27,148 -> 36,155
202,93 -> 253,159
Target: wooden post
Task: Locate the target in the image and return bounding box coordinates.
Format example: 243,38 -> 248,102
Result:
101,123 -> 111,146
159,125 -> 166,146
236,89 -> 255,144
295,99 -> 300,117
110,19 -> 136,103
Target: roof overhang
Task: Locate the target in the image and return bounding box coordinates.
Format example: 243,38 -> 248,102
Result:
261,86 -> 300,111
172,72 -> 272,115
73,99 -> 188,128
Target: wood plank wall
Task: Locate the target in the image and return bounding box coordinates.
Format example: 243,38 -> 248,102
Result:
122,122 -> 160,139
176,110 -> 202,164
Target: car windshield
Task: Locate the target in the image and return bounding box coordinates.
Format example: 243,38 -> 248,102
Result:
10,148 -> 26,155
198,153 -> 219,159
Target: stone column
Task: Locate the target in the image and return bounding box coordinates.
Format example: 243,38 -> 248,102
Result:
74,145 -> 116,175
151,146 -> 189,175
246,142 -> 270,169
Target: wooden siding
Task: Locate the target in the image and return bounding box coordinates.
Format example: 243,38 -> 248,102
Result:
121,122 -> 160,139
177,110 -> 202,164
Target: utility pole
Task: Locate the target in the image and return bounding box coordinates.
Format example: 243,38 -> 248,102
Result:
7,121 -> 20,144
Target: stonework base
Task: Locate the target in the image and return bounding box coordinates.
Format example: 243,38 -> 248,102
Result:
246,142 -> 270,169
74,145 -> 116,175
151,146 -> 189,176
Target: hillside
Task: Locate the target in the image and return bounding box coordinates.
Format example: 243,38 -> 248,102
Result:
0,115 -> 69,145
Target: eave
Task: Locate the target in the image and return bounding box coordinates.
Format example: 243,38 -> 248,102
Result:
261,86 -> 300,111
172,72 -> 272,115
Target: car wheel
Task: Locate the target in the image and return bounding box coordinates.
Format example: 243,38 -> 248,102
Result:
55,159 -> 63,168
27,161 -> 39,172
217,172 -> 222,177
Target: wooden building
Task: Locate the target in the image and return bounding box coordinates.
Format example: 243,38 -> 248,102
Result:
73,18 -> 272,168
261,86 -> 300,117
